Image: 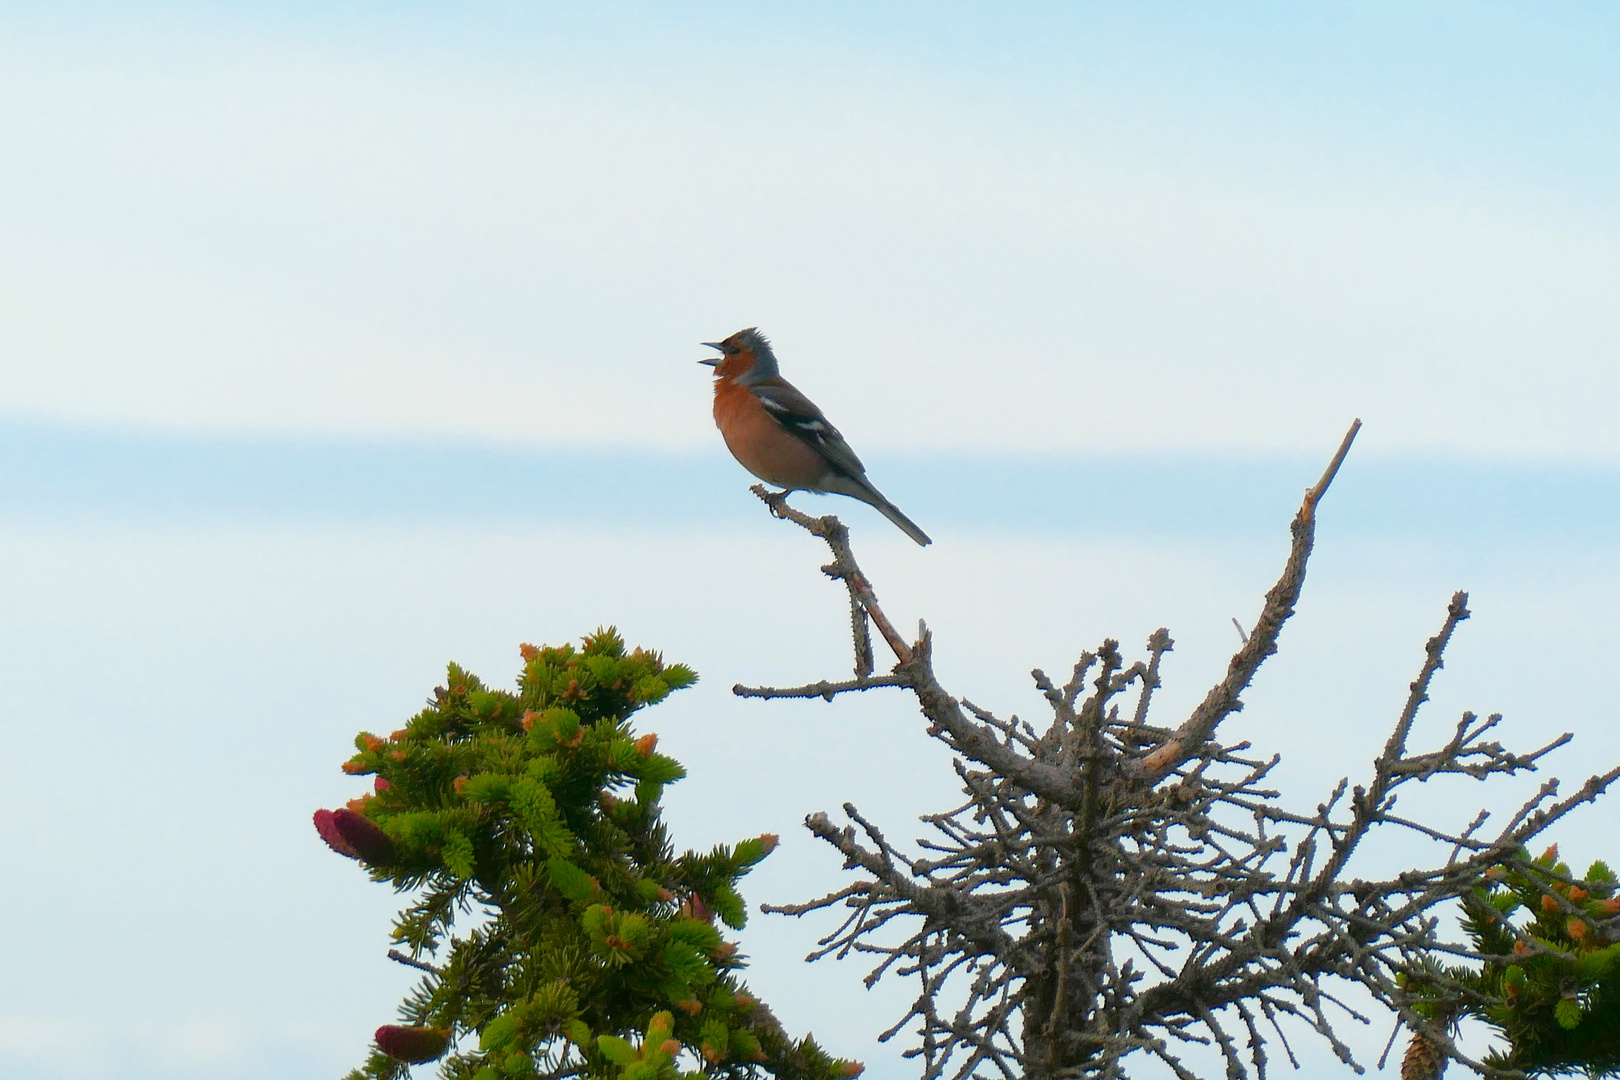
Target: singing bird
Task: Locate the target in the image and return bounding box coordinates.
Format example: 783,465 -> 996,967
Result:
701,327 -> 931,546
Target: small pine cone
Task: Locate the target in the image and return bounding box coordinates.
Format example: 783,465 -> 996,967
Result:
331,807 -> 396,864
375,1024 -> 450,1063
313,809 -> 359,859
1402,1029 -> 1446,1080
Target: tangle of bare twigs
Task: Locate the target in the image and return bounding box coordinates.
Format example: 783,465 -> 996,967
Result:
737,421 -> 1620,1080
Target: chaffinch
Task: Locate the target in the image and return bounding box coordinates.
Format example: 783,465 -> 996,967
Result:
701,328 -> 931,547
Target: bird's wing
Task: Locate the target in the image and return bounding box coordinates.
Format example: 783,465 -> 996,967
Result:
751,379 -> 867,477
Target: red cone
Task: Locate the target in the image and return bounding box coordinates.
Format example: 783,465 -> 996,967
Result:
313,809 -> 359,859
375,1024 -> 450,1063
314,807 -> 396,864
333,808 -> 396,864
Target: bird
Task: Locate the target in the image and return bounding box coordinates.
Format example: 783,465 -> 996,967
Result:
700,327 -> 932,546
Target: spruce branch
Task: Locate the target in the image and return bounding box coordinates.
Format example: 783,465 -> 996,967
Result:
317,633 -> 864,1080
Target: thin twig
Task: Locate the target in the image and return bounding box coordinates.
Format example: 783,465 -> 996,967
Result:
387,948 -> 442,975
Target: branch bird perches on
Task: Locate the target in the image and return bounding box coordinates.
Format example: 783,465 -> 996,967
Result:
737,420 -> 1620,1080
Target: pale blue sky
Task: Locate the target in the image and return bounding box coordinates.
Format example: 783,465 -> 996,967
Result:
5,2 -> 1620,456
1,5 -> 1618,1078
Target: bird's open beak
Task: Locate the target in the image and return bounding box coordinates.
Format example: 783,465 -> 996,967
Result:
698,341 -> 724,367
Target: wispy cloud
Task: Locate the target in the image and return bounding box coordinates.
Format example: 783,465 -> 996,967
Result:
0,6 -> 1617,456
0,421 -> 1615,544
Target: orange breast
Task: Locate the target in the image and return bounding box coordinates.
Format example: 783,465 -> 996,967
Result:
713,381 -> 829,490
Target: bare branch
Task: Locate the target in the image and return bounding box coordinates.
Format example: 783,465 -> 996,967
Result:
739,417 -> 1616,1080
1129,420 -> 1362,782
733,674 -> 912,701
387,948 -> 442,975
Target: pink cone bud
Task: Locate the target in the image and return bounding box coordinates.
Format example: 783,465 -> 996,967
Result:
314,808 -> 360,858
759,833 -> 779,855
374,777 -> 392,793
681,893 -> 714,923
375,1024 -> 450,1063
331,807 -> 396,864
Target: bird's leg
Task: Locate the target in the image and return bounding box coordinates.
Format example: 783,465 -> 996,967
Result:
757,486 -> 801,523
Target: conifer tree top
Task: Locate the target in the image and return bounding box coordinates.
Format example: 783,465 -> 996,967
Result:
316,629 -> 860,1080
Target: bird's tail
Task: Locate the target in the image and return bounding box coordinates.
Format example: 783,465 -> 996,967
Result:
828,473 -> 932,546
873,496 -> 933,547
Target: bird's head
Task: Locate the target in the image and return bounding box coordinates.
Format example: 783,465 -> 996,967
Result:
700,327 -> 779,383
